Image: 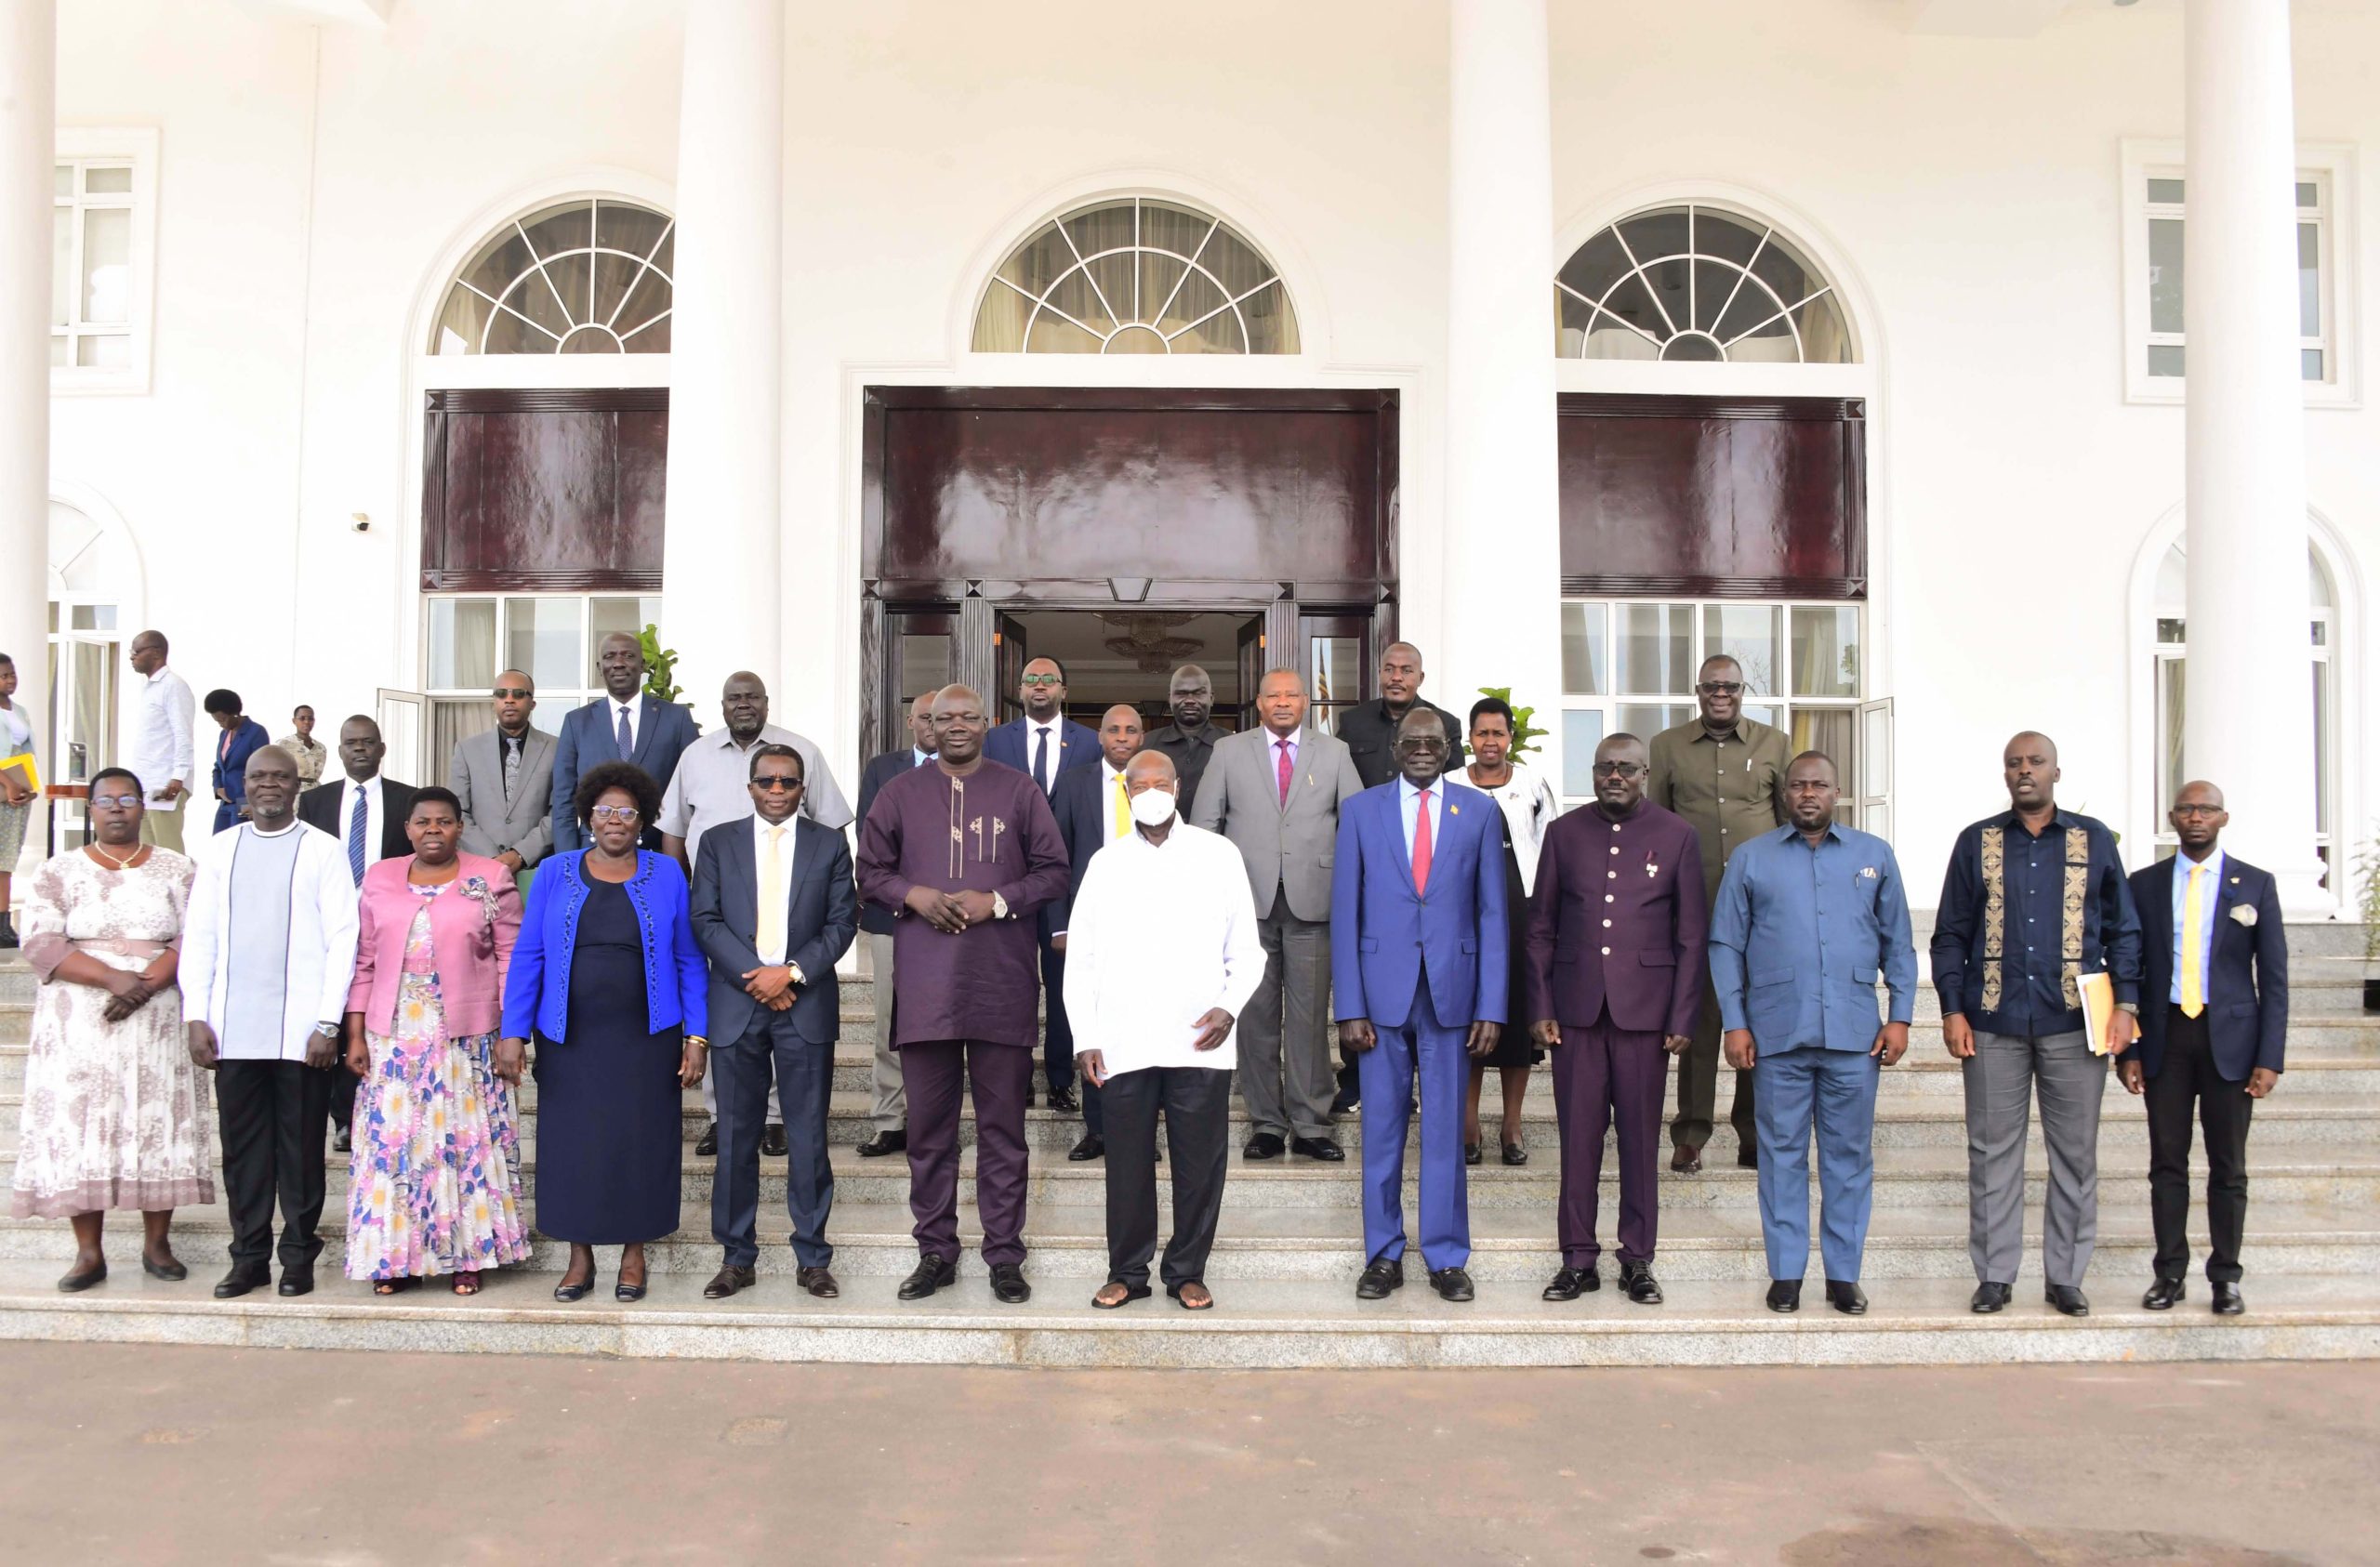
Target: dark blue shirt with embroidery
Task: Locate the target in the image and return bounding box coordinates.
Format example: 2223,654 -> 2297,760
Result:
1930,808 -> 2142,1037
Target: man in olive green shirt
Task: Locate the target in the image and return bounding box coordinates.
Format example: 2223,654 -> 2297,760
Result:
1646,653 -> 1791,1172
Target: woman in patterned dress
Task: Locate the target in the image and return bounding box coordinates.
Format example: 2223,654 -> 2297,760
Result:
340,786 -> 530,1295
9,767 -> 208,1290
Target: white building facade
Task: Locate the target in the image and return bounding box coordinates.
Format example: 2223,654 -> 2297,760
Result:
6,0 -> 2369,913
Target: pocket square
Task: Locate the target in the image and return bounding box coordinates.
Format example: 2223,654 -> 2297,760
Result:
1858,865 -> 1879,879
2228,903 -> 2258,928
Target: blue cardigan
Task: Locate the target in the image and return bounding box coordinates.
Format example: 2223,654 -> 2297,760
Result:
499,849 -> 709,1044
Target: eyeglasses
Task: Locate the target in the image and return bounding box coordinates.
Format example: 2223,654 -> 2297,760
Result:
588,805 -> 641,823
90,793 -> 142,810
751,776 -> 801,792
491,687 -> 532,700
2171,804 -> 2225,817
1593,762 -> 1647,779
1020,674 -> 1064,688
1696,681 -> 1745,696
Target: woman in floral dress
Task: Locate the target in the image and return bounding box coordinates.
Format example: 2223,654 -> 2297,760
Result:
10,768 -> 209,1290
341,786 -> 529,1294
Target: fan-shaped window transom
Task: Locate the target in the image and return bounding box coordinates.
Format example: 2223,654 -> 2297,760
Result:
973,196 -> 1299,355
430,198 -> 674,355
1556,204 -> 1854,363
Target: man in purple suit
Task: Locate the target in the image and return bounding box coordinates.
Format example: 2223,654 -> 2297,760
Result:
1526,732 -> 1706,1306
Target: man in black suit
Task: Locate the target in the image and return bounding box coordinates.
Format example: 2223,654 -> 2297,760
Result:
982,655 -> 1098,1110
1145,664 -> 1229,816
2120,780 -> 2288,1316
689,744 -> 858,1300
297,714 -> 417,1150
852,694 -> 936,1157
1049,704 -> 1146,1161
550,630 -> 701,852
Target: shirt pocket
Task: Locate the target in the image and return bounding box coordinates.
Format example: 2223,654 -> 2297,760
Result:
1752,966 -> 1795,990
1638,952 -> 1676,969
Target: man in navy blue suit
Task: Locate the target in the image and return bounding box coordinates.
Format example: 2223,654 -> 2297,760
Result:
983,655 -> 1099,1110
2120,780 -> 2287,1316
551,631 -> 701,853
1330,708 -> 1506,1304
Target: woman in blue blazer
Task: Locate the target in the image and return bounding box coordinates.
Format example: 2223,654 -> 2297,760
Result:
499,761 -> 707,1302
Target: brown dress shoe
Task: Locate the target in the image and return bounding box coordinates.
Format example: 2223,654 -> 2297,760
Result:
1670,1143 -> 1702,1174
797,1265 -> 840,1298
704,1265 -> 757,1300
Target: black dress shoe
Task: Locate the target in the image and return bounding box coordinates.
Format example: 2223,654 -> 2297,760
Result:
2143,1276 -> 2187,1310
1330,1085 -> 1361,1116
56,1261 -> 107,1293
1825,1281 -> 1868,1316
760,1123 -> 788,1158
1971,1281 -> 2012,1313
1243,1132 -> 1284,1160
1765,1279 -> 1802,1313
798,1266 -> 840,1299
1355,1258 -> 1406,1299
1047,1086 -> 1079,1114
1289,1135 -> 1345,1162
1543,1265 -> 1598,1301
856,1128 -> 907,1157
2045,1284 -> 2090,1317
215,1264 -> 270,1299
331,1126 -> 351,1155
989,1262 -> 1031,1304
141,1255 -> 188,1282
1067,1134 -> 1105,1162
1463,1142 -> 1483,1166
1429,1267 -> 1475,1303
278,1267 -> 314,1297
1619,1260 -> 1663,1305
694,1120 -> 720,1157
898,1254 -> 956,1300
1736,1143 -> 1757,1169
553,1271 -> 597,1303
1670,1143 -> 1703,1174
2212,1282 -> 2244,1316
1501,1142 -> 1527,1166
704,1265 -> 757,1300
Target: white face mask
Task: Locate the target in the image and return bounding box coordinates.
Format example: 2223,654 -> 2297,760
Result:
1129,787 -> 1178,828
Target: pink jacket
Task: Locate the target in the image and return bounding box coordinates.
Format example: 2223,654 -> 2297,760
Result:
345,853 -> 522,1037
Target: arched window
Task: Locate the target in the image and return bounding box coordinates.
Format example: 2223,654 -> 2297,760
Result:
1556,204 -> 1855,363
428,198 -> 674,355
972,196 -> 1299,354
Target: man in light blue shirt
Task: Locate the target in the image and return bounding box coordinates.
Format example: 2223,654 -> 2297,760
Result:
1709,751 -> 1916,1315
2168,840 -> 2224,1006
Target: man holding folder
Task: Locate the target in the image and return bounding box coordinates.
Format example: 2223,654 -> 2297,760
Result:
1931,732 -> 2141,1318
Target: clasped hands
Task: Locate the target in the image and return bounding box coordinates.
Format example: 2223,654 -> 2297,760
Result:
1339,1018 -> 1502,1059
740,963 -> 801,1012
904,886 -> 998,934
100,960 -> 175,1025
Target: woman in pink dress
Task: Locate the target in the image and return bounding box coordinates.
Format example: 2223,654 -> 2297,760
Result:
341,787 -> 530,1295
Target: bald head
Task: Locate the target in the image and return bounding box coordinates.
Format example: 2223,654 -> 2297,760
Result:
2002,731 -> 2060,812
930,684 -> 989,765
243,744 -> 302,826
721,669 -> 770,741
1098,703 -> 1145,770
2170,778 -> 2229,855
1168,665 -> 1214,731
1380,640 -> 1425,711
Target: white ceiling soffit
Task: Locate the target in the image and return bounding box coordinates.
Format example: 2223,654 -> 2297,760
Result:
223,0 -> 397,29
1901,0 -> 2090,37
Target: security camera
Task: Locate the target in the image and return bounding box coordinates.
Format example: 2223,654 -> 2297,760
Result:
350,512 -> 372,533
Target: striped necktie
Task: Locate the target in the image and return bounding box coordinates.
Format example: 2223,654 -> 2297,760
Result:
347,788 -> 368,887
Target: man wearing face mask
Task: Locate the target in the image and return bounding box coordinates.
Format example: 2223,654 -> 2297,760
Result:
1065,751 -> 1263,1312
1048,704 -> 1149,1161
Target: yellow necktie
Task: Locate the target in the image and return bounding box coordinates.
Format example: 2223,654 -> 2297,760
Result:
758,823 -> 787,960
2179,861 -> 2205,1019
1112,774 -> 1130,839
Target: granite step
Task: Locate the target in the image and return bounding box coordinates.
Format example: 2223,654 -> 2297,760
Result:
0,1262 -> 2371,1370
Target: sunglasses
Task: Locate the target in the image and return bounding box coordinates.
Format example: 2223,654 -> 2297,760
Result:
1020,674 -> 1064,687
1696,681 -> 1745,696
1593,762 -> 1646,779
751,776 -> 802,792
588,805 -> 641,823
492,687 -> 532,700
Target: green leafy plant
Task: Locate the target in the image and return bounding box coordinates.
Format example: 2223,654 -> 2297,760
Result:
638,625 -> 683,706
2356,827 -> 2380,964
1468,686 -> 1547,761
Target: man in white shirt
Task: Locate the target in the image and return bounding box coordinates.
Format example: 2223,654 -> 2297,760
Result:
181,746 -> 360,1299
127,630 -> 196,851
1067,750 -> 1263,1311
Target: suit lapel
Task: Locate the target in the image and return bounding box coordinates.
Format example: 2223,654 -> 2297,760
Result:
1386,786 -> 1418,896
629,696 -> 656,767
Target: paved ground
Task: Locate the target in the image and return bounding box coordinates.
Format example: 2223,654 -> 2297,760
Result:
0,1344 -> 2371,1565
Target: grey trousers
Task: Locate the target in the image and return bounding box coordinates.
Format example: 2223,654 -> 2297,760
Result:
866,931 -> 906,1131
1239,912 -> 1334,1140
1963,1028 -> 2107,1287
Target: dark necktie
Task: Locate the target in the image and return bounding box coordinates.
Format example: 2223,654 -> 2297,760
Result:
1033,726 -> 1051,795
347,788 -> 368,887
615,703 -> 633,759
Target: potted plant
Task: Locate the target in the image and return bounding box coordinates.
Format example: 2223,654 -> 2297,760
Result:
2358,831 -> 2380,1012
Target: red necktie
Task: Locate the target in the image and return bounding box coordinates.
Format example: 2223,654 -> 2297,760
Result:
1276,737 -> 1294,804
1411,787 -> 1433,895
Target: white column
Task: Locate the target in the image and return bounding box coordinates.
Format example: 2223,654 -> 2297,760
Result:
662,0 -> 784,713
1443,0 -> 1562,747
2182,0 -> 2321,904
0,5 -> 52,823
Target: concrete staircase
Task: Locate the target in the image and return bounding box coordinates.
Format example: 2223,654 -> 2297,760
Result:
3,934 -> 2376,1369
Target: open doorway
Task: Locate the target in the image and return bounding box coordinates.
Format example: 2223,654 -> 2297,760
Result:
997,610 -> 1258,731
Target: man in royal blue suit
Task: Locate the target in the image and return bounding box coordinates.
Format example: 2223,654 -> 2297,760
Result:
1330,708 -> 1506,1304
551,630 -> 701,853
2120,779 -> 2287,1317
983,655 -> 1099,1110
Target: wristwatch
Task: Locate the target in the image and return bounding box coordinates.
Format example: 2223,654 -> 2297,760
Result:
313,1021 -> 340,1041
2113,1002 -> 2140,1018
991,891 -> 1012,921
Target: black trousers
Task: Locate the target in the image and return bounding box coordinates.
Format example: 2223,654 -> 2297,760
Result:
710,1009 -> 836,1270
1102,1066 -> 1232,1289
215,1059 -> 333,1271
327,1058 -> 358,1134
2146,1006 -> 2254,1284
1038,933 -> 1076,1095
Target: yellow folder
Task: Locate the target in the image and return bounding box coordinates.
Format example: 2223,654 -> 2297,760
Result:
2077,970 -> 2117,1057
0,752 -> 38,794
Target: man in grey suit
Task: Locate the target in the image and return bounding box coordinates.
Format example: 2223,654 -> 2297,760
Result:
451,670 -> 556,889
1190,668 -> 1364,1161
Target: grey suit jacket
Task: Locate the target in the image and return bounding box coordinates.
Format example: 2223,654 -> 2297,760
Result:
1188,723 -> 1364,923
452,725 -> 558,867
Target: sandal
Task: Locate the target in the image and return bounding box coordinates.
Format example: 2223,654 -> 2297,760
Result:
452,1271 -> 482,1297
1092,1282 -> 1151,1310
372,1277 -> 417,1297
1168,1281 -> 1214,1311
